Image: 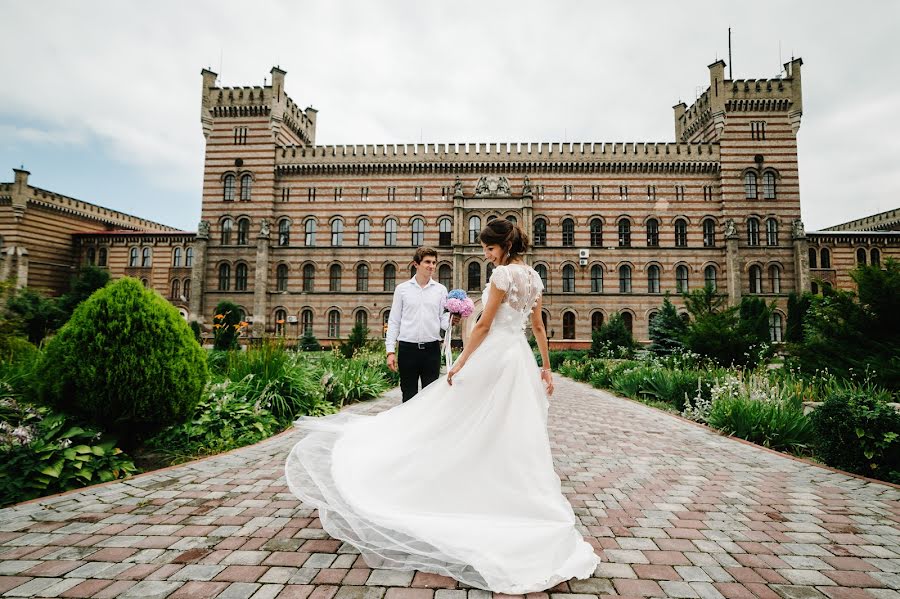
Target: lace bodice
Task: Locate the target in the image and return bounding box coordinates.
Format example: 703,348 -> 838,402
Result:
483,264 -> 544,330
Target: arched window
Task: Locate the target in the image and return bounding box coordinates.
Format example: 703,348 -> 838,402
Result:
648,265 -> 661,293
591,312 -> 604,332
86,247 -> 96,266
811,282 -> 819,295
808,247 -> 818,269
235,263 -> 248,291
766,218 -> 779,246
562,264 -> 575,293
675,265 -> 689,293
327,310 -> 341,338
276,264 -> 288,292
749,265 -> 762,294
505,215 -> 517,225
185,247 -> 193,268
411,217 -> 425,246
856,248 -> 867,265
302,264 -> 315,292
621,312 -> 633,335
237,218 -> 250,245
358,218 -> 371,246
646,218 -> 659,247
240,174 -> 252,200
301,309 -> 314,335
274,309 -> 287,337
590,265 -> 603,293
183,279 -> 191,302
410,263 -> 417,278
703,219 -> 716,247
382,310 -> 390,338
674,219 -> 688,247
385,218 -> 398,246
328,264 -> 342,292
356,264 -> 369,292
619,265 -> 632,293
278,219 -> 290,246
744,172 -> 758,199
331,219 -> 344,246
486,262 -> 494,282
305,219 -> 317,246
871,248 -> 881,267
769,265 -> 781,294
221,218 -> 233,245
223,174 -> 236,201
562,218 -> 575,247
487,215 -> 497,223
770,313 -> 784,342
468,216 -> 481,244
763,172 -> 777,199
141,247 -> 152,267
170,279 -> 180,300
467,262 -> 481,291
590,218 -> 603,247
438,264 -> 452,288
172,247 -> 182,268
562,311 -> 576,339
541,311 -> 549,333
438,217 -> 452,246
820,248 -> 831,269
140,278 -> 149,287
533,218 -> 547,246
218,263 -> 231,291
355,310 -> 368,328
98,247 -> 108,267
129,247 -> 139,267
618,219 -> 631,247
747,218 -> 760,246
704,265 -> 717,291
383,264 -> 396,292
535,264 -> 548,291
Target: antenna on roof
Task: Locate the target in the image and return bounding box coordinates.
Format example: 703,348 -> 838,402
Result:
728,27 -> 733,78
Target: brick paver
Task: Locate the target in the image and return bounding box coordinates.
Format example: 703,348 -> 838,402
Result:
1,380 -> 898,598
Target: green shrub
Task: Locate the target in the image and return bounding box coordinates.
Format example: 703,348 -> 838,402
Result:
548,350 -> 588,370
57,266 -> 110,317
648,296 -> 686,355
708,394 -> 814,453
320,351 -> 391,406
5,288 -> 65,345
340,321 -> 369,359
591,314 -> 636,358
299,329 -> 322,352
212,300 -> 244,351
190,321 -> 202,344
40,278 -> 208,442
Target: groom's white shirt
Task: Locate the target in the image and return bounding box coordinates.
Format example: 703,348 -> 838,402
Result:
385,276 -> 450,354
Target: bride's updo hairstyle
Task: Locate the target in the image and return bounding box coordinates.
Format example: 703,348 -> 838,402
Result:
479,218 -> 529,264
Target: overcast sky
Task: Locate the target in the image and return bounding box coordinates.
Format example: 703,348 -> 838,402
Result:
1,1 -> 898,231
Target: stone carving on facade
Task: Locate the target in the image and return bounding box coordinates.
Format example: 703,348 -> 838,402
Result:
724,218 -> 737,238
792,219 -> 805,239
453,175 -> 463,197
197,220 -> 210,239
259,218 -> 270,238
522,175 -> 532,196
474,176 -> 512,197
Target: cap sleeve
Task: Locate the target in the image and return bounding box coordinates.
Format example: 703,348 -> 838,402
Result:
533,269 -> 545,294
489,265 -> 511,292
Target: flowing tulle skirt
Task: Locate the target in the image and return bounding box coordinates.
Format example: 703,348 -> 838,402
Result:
285,322 -> 599,593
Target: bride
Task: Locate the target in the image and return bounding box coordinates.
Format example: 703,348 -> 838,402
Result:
285,219 -> 600,593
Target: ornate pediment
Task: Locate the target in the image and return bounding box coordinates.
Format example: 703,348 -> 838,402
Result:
474,176 -> 512,197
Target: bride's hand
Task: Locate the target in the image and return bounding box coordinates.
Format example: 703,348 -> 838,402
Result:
541,369 -> 554,396
447,361 -> 465,386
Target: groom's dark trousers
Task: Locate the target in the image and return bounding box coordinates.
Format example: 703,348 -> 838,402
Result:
397,340 -> 442,402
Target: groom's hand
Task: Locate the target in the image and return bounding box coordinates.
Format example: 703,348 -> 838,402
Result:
387,353 -> 398,372
451,314 -> 460,326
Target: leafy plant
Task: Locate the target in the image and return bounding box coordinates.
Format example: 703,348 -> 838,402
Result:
591,314 -> 636,358
340,321 -> 369,359
648,295 -> 687,355
212,300 -> 245,351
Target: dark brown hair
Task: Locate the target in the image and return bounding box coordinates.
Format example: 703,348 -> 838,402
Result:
478,218 -> 529,263
413,246 -> 438,264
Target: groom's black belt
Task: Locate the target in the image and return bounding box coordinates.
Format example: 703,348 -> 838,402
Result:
398,340 -> 440,350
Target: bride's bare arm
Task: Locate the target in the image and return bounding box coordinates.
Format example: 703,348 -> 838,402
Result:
447,287 -> 506,378
530,295 -> 554,395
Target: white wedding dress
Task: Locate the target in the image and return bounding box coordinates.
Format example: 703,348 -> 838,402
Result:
285,264 -> 599,593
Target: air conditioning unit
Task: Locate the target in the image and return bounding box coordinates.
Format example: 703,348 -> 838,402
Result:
578,249 -> 590,259
579,257 -> 588,267
287,315 -> 298,323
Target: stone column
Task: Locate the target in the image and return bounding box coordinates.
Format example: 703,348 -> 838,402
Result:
724,219 -> 741,306
453,177 -> 465,290
792,219 -> 810,293
189,221 -> 209,323
0,246 -> 13,282
252,218 -> 271,337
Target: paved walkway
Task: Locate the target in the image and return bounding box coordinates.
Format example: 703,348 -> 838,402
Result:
1,379 -> 898,599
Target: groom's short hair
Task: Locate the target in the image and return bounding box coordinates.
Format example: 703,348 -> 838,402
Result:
413,247 -> 438,264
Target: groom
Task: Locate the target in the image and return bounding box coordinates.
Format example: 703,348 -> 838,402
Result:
385,247 -> 458,402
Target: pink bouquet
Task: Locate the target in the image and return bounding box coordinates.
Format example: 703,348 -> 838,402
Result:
444,289 -> 474,317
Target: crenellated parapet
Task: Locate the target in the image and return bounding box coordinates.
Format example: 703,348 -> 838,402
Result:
275,141 -> 720,176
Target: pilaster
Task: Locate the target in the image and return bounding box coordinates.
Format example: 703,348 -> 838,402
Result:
189,220 -> 209,323
252,219 -> 271,337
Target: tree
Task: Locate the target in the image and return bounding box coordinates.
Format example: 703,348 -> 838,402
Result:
785,292 -> 812,343
57,266 -> 110,317
5,288 -> 65,345
340,321 -> 369,358
648,295 -> 686,355
299,329 -> 322,352
212,300 -> 244,350
590,314 -> 636,357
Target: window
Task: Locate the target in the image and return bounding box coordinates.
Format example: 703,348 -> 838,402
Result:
141,247 -> 152,267
770,313 -> 783,342
278,219 -> 290,246
820,248 -> 831,268
355,310 -> 368,328
563,185 -> 573,201
218,263 -> 231,290
439,218 -> 452,246
98,247 -> 108,267
562,264 -> 575,293
856,248 -> 867,265
465,215 -> 481,244
129,247 -> 139,267
591,185 -> 601,201
358,218 -> 371,246
619,265 -> 632,293
221,218 -> 233,245
304,219 -> 316,246
536,264 -> 548,291
274,309 -> 286,337
383,264 -> 396,292
744,172 -> 757,199
749,265 -> 762,293
140,278 -> 148,287
676,265 -> 689,293
387,186 -> 396,201
170,279 -> 180,300
334,187 -> 343,202
646,218 -> 659,247
562,218 -> 575,247
331,219 -> 344,246
674,219 -> 687,247
234,127 -> 248,144
329,264 -> 342,292
234,218 -> 248,245
328,310 -> 340,338
533,218 -> 547,246
301,309 -> 313,335
281,188 -> 290,202
703,219 -> 716,247
467,262 -> 481,291
590,218 -> 603,247
766,218 -> 779,246
647,185 -> 656,201
360,186 -> 369,202
747,218 -> 760,246
675,185 -> 685,201
763,172 -> 776,199
223,175 -> 236,201
648,265 -> 661,294
619,185 -> 628,201
486,262 -> 494,282
307,187 -> 317,202
184,247 -> 193,268
172,247 -> 182,268
562,311 -> 576,339
438,264 -> 452,289
871,248 -> 881,267
302,264 -> 315,292
703,185 -> 714,201
751,120 -> 766,140
590,265 -> 603,293
769,265 -> 781,294
356,264 -> 369,292
385,218 -> 398,246
414,186 -> 423,201
704,265 -> 717,290
382,310 -> 390,338
240,174 -> 252,201
618,219 -> 631,247
811,282 -> 819,295
411,217 -> 425,246
621,312 -> 633,335
591,312 -> 604,332
235,263 -> 248,291
808,247 -> 818,269
85,247 -> 96,266
276,264 -> 288,292
183,279 -> 191,301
